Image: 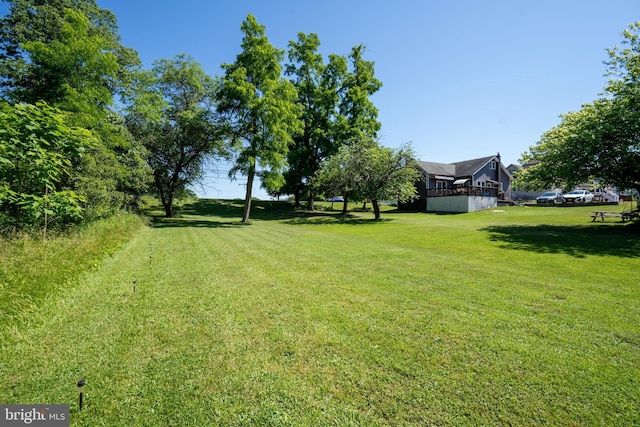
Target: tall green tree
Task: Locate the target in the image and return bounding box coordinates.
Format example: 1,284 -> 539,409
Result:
0,101 -> 91,235
518,22 -> 640,199
333,45 -> 382,214
316,142 -> 418,220
283,38 -> 382,210
72,111 -> 151,219
16,8 -> 118,125
283,33 -> 346,209
125,54 -> 228,218
0,1 -> 150,221
0,0 -> 139,109
338,45 -> 383,143
217,14 -> 301,223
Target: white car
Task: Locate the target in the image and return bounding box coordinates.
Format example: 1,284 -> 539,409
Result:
562,190 -> 594,203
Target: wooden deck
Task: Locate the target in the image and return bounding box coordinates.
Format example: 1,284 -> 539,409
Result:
426,187 -> 499,198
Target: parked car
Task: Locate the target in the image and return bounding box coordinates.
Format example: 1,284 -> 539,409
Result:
563,190 -> 594,203
536,191 -> 564,204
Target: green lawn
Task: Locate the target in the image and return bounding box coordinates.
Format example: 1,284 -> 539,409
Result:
1,201 -> 638,426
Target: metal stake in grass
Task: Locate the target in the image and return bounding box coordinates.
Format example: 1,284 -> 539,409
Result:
133,280 -> 136,294
77,379 -> 85,410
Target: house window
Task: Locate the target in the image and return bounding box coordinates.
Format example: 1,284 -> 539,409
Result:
436,180 -> 447,190
489,160 -> 497,170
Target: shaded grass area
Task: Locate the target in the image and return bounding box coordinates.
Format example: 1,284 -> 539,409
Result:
148,199 -> 387,228
1,201 -> 639,425
484,224 -> 640,257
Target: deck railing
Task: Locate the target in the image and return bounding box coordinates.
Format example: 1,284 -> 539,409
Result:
426,187 -> 499,198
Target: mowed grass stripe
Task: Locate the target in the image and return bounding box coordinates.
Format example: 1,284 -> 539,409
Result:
1,201 -> 638,425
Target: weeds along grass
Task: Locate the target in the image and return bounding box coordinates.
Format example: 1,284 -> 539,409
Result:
0,201 -> 638,425
0,213 -> 145,323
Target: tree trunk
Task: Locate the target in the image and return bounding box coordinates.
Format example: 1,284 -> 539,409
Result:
342,197 -> 349,215
293,190 -> 301,208
161,184 -> 174,217
372,199 -> 381,220
307,192 -> 315,211
361,200 -> 367,210
163,196 -> 174,218
242,164 -> 255,223
156,174 -> 174,218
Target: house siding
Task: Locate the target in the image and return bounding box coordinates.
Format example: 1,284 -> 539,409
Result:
400,175 -> 427,211
474,162 -> 498,186
399,155 -> 513,212
426,195 -> 498,213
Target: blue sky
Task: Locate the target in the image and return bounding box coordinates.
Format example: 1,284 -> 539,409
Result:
2,1 -> 638,199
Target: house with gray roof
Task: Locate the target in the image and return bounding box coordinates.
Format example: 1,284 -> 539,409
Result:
400,154 -> 513,212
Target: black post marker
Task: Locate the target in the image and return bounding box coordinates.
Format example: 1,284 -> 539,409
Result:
77,379 -> 85,410
133,280 -> 136,294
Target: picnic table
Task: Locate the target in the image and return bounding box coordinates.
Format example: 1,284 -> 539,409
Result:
591,211 -> 622,222
592,210 -> 640,222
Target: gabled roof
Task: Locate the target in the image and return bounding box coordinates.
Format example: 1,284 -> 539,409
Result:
416,155 -> 502,177
451,155 -> 496,176
416,161 -> 455,176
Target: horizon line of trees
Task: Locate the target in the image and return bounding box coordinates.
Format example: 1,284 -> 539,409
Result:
4,1 -> 637,233
0,0 -> 421,232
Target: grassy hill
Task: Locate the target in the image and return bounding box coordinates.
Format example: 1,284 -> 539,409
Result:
1,200 -> 638,425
